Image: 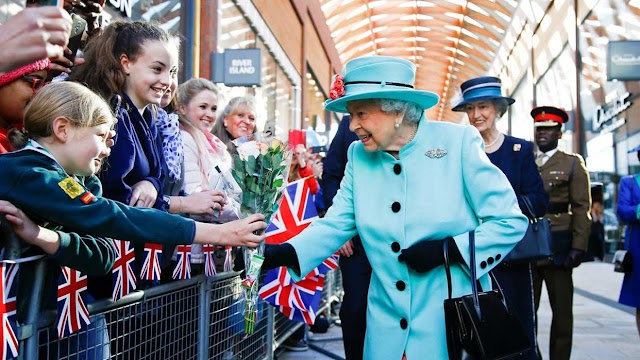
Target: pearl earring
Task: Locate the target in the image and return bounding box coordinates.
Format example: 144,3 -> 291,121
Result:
224,122 -> 228,127
394,122 -> 400,129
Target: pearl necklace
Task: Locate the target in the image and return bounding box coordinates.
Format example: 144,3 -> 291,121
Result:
484,133 -> 501,148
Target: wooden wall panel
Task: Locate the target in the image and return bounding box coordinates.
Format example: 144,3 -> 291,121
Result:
306,22 -> 330,94
252,0 -> 303,74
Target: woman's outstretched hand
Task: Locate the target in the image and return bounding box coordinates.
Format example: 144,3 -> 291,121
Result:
194,213 -> 266,247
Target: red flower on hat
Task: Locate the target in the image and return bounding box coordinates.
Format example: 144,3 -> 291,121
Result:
329,74 -> 346,100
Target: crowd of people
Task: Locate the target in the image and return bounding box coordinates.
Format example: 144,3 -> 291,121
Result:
1,3 -> 638,360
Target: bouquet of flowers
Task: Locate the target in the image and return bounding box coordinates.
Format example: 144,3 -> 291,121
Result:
231,136 -> 291,334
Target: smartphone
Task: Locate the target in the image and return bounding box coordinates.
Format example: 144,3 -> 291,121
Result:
65,13 -> 87,63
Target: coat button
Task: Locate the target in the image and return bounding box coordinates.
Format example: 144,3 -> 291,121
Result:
396,281 -> 406,291
392,202 -> 401,212
480,261 -> 487,269
496,254 -> 501,261
487,257 -> 494,265
400,318 -> 408,329
394,163 -> 402,174
391,242 -> 401,253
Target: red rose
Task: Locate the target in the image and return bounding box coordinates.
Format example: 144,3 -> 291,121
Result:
333,75 -> 344,89
330,74 -> 346,100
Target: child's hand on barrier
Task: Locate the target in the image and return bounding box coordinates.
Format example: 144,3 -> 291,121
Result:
0,200 -> 60,254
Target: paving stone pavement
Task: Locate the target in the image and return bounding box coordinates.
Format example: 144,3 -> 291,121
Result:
277,261 -> 640,359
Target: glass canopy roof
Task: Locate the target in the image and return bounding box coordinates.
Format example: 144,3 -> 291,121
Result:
319,0 -> 520,122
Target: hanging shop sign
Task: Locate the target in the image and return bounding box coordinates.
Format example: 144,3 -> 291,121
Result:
108,0 -> 132,18
212,49 -> 262,86
608,41 -> 640,81
592,92 -> 632,132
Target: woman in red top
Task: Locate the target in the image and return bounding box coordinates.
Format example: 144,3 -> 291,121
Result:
288,143 -> 322,195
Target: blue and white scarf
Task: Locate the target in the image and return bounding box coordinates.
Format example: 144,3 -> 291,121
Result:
156,109 -> 183,181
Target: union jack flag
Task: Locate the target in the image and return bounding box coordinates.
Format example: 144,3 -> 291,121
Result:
172,245 -> 191,280
0,263 -> 18,359
111,239 -> 136,301
140,243 -> 162,281
57,267 -> 90,339
259,179 -> 338,324
202,244 -> 216,277
277,275 -> 325,324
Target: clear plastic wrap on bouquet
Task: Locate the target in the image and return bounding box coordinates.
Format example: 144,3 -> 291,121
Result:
231,134 -> 291,334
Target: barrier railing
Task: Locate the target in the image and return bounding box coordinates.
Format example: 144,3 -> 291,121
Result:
1,220 -> 343,360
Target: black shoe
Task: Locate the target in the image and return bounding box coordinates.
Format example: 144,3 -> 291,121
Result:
283,338 -> 308,352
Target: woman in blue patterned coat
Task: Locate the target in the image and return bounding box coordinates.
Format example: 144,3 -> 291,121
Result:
452,76 -> 549,359
263,56 -> 528,359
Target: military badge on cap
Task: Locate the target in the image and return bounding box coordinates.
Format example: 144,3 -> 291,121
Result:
531,106 -> 569,128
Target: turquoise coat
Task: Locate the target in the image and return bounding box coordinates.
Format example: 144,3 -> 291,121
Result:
288,120 -> 528,359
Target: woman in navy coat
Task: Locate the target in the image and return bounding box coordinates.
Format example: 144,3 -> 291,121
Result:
616,147 -> 640,337
453,76 -> 549,360
264,57 -> 528,359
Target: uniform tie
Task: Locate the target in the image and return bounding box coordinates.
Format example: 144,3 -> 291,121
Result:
535,153 -> 546,167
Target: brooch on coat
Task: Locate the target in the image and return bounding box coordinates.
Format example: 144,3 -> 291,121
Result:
425,148 -> 447,158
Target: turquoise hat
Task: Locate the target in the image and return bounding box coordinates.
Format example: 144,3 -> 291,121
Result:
451,76 -> 515,112
324,56 -> 440,113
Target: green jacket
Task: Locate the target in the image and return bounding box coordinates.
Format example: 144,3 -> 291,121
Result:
0,145 -> 196,247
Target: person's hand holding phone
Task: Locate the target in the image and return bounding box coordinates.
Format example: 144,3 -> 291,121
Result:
72,0 -> 105,35
0,7 -> 72,72
48,12 -> 86,77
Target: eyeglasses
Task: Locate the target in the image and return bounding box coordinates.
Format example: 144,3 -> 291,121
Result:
21,75 -> 47,92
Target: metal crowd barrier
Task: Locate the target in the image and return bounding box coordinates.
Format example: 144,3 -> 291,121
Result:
1,221 -> 344,360
31,271 -> 342,360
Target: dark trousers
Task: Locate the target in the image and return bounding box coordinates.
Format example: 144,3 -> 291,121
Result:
339,236 -> 372,360
532,264 -> 574,360
493,262 -> 539,360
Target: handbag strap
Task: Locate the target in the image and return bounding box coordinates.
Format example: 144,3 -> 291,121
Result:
443,231 -> 479,315
520,195 -> 536,220
443,231 -> 511,320
468,231 -> 481,319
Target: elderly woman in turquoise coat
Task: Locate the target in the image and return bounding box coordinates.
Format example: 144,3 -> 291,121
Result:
264,56 -> 528,360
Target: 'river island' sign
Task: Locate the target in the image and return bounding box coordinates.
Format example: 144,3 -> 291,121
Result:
212,49 -> 262,86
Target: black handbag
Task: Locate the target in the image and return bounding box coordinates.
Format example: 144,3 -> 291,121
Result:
503,196 -> 553,264
443,231 -> 531,360
613,250 -> 633,273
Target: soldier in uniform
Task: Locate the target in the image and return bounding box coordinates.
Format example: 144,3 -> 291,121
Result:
532,106 -> 591,360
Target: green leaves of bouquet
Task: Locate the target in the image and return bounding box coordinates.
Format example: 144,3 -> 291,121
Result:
231,139 -> 289,221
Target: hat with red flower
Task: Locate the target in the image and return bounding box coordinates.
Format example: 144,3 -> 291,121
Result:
324,56 -> 439,113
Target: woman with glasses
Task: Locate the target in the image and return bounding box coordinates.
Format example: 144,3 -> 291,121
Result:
0,58 -> 49,153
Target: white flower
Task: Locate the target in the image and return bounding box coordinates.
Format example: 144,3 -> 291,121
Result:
237,141 -> 260,160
